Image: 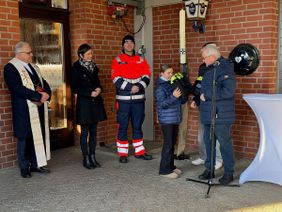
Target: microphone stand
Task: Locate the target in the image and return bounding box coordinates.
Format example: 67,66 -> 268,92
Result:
186,62 -> 239,198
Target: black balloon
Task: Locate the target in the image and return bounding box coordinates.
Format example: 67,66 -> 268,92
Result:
229,43 -> 260,75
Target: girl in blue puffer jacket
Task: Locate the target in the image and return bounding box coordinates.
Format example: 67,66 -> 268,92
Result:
155,64 -> 187,179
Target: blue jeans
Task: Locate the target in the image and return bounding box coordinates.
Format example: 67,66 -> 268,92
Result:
198,112 -> 222,162
203,124 -> 234,175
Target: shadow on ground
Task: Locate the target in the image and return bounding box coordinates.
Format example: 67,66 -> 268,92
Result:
0,143 -> 281,212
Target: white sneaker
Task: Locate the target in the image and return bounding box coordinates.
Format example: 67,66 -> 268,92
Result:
215,160 -> 223,170
191,158 -> 205,165
160,172 -> 179,179
173,168 -> 182,175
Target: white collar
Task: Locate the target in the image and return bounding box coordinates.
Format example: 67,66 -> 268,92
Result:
17,59 -> 29,67
160,76 -> 169,81
17,60 -> 33,74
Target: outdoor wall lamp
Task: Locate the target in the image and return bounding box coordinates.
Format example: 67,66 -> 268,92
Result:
183,0 -> 209,33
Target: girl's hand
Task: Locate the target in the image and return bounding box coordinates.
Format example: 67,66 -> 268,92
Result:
173,87 -> 182,98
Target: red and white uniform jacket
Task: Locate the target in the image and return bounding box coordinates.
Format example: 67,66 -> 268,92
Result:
111,53 -> 151,103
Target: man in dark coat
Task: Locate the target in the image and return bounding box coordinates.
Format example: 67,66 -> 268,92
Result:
191,43 -> 223,170
198,44 -> 236,185
4,41 -> 51,178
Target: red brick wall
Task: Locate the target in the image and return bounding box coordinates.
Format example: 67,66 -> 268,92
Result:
69,0 -> 135,145
0,0 -> 279,169
0,0 -> 20,169
0,0 -> 134,169
153,0 -> 279,159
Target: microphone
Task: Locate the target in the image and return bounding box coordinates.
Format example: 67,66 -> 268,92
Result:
212,61 -> 219,86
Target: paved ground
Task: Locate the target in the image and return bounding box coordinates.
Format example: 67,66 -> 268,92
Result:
0,143 -> 281,212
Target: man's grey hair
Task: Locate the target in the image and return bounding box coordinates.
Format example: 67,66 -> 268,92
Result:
201,44 -> 221,59
15,41 -> 30,54
202,42 -> 218,49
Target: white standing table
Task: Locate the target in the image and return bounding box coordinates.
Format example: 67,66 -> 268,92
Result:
239,94 -> 282,186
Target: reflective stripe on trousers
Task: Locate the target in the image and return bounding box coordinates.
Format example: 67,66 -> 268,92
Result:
132,139 -> 145,156
116,139 -> 129,156
116,139 -> 145,156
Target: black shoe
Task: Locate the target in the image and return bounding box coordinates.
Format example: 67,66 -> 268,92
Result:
93,159 -> 101,168
198,170 -> 214,180
219,174 -> 234,185
99,142 -> 106,147
134,153 -> 153,160
89,155 -> 101,168
20,169 -> 31,178
30,167 -> 50,174
83,156 -> 92,169
119,156 -> 128,163
174,153 -> 191,160
89,155 -> 96,168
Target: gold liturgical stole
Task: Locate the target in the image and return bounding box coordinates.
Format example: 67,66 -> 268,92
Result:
9,57 -> 50,167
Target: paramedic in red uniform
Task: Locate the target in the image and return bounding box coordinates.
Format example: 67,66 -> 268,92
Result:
111,34 -> 153,163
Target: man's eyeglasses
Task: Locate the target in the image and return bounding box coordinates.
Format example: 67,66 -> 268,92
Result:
202,55 -> 210,60
19,51 -> 32,55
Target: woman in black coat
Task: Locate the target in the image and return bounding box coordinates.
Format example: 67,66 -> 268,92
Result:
71,44 -> 107,169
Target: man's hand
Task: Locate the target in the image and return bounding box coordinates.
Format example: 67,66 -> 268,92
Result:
200,93 -> 206,102
131,85 -> 139,94
190,101 -> 197,109
40,92 -> 49,103
173,87 -> 182,98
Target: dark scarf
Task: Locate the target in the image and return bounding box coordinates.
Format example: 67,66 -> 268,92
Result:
79,59 -> 95,73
